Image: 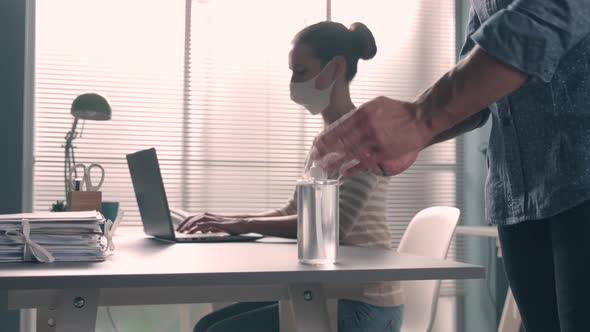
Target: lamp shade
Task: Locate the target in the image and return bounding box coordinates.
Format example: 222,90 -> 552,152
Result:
70,93 -> 112,120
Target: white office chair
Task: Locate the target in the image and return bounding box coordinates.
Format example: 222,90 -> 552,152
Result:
398,206 -> 460,332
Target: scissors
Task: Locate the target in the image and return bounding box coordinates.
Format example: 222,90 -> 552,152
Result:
69,163 -> 105,191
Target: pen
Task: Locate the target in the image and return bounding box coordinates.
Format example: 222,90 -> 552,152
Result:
73,178 -> 82,191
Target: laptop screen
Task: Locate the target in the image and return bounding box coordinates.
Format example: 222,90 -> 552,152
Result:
126,148 -> 176,240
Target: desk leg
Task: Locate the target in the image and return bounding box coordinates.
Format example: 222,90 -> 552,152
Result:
36,289 -> 99,332
498,288 -> 522,332
20,309 -> 36,332
283,283 -> 332,332
279,300 -> 296,332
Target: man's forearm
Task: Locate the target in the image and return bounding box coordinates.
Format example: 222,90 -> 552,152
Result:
415,46 -> 528,139
429,111 -> 485,145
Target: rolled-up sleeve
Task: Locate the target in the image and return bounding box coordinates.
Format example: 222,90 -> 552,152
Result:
460,6 -> 481,60
462,6 -> 491,127
472,0 -> 590,83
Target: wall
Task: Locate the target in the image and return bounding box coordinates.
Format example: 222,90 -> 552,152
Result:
455,0 -> 503,331
461,123 -> 500,332
0,0 -> 28,330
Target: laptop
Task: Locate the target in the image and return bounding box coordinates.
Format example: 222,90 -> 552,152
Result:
126,148 -> 263,243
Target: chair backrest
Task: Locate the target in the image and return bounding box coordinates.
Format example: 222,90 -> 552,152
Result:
397,206 -> 460,332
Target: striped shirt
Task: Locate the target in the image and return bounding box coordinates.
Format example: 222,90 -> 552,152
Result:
276,149 -> 404,307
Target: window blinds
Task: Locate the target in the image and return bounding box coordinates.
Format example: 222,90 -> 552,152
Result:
185,0 -> 325,215
331,0 -> 460,296
34,0 -> 187,223
34,1 -> 461,297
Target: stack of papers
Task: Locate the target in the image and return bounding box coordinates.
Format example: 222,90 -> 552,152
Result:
0,211 -> 113,263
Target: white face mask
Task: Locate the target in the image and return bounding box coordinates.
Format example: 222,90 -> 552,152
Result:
290,61 -> 335,115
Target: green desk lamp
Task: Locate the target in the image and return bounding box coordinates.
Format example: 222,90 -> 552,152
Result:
61,93 -> 112,208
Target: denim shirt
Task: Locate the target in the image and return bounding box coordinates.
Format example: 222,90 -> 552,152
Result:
460,0 -> 590,225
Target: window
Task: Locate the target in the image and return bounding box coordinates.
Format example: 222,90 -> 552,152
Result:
185,0 -> 325,215
33,0 -> 460,328
34,0 -> 458,242
331,0 -> 458,247
34,0 -> 459,284
34,0 -> 187,222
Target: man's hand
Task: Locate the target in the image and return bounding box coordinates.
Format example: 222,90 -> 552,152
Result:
314,97 -> 431,176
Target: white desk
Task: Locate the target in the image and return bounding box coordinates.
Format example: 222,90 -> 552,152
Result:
2,227 -> 484,332
456,226 -> 522,332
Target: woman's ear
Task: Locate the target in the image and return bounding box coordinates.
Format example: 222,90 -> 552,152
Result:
316,56 -> 347,89
332,55 -> 347,80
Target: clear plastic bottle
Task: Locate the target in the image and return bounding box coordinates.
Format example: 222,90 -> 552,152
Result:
296,174 -> 339,265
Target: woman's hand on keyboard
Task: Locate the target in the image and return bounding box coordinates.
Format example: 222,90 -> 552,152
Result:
176,212 -> 231,232
183,218 -> 251,235
177,213 -> 252,235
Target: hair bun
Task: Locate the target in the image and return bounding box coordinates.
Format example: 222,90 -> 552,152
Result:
349,22 -> 377,60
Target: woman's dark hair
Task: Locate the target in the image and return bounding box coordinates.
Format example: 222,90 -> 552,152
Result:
293,21 -> 377,81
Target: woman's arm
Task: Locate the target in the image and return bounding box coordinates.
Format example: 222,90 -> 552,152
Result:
180,214 -> 298,238
226,188 -> 297,219
246,168 -> 383,240
218,189 -> 298,237
184,172 -> 382,240
177,190 -> 297,232
221,209 -> 287,219
245,215 -> 298,239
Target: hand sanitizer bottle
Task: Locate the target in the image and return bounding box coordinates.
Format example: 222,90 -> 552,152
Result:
296,162 -> 339,265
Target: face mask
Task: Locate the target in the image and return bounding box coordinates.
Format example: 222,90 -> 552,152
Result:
290,61 -> 335,115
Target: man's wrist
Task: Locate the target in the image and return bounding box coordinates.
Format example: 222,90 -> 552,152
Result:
415,46 -> 528,142
412,97 -> 454,146
413,68 -> 465,140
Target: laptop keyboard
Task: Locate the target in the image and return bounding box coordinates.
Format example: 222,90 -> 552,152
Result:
176,231 -> 229,238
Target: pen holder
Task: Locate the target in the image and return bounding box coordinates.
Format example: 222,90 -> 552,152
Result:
69,190 -> 102,212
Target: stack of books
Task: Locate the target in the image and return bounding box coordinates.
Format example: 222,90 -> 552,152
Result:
0,211 -> 113,263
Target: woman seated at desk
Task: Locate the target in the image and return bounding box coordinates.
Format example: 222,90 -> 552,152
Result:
177,20 -> 404,332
